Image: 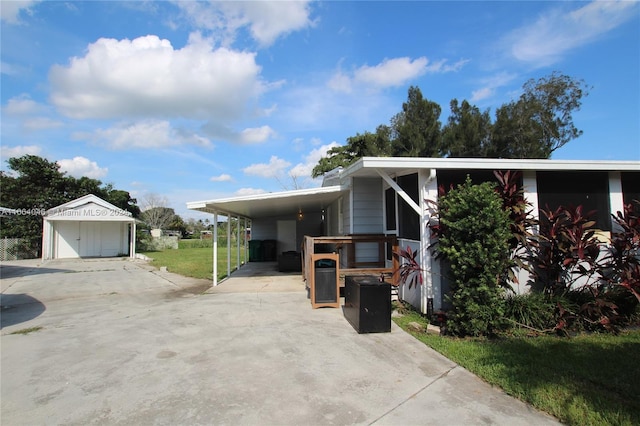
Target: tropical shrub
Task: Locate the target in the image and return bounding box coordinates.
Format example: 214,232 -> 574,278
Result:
437,177 -> 512,336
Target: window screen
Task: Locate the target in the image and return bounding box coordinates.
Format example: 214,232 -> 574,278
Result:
537,171 -> 610,231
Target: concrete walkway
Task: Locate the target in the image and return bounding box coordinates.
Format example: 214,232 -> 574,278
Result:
1,259 -> 560,425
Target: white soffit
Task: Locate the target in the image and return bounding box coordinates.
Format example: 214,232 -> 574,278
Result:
187,185 -> 348,219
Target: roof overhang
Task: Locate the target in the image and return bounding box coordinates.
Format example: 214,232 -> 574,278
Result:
338,157 -> 640,179
187,185 -> 349,219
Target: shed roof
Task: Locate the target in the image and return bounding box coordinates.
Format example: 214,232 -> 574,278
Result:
44,194 -> 134,222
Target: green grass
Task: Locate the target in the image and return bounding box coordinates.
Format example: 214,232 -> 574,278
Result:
141,245 -> 246,281
394,310 -> 640,426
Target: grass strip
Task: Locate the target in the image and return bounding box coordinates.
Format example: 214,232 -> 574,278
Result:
394,310 -> 640,426
141,246 -> 246,281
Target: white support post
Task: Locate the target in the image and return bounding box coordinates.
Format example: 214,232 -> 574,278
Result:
236,216 -> 241,269
419,169 -> 437,316
213,212 -> 218,286
243,218 -> 248,265
227,215 -> 231,278
609,171 -> 624,233
130,221 -> 136,259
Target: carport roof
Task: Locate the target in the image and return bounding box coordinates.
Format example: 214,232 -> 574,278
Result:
187,185 -> 348,219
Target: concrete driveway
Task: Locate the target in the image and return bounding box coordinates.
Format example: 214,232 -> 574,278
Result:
1,259 -> 559,425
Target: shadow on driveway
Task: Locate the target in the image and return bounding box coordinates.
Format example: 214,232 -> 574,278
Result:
0,293 -> 46,328
0,264 -> 71,279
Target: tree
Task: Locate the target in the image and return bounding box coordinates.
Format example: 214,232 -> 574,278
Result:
311,125 -> 392,177
391,86 -> 442,157
488,72 -> 589,158
104,188 -> 140,218
140,193 -> 175,230
440,99 -> 492,157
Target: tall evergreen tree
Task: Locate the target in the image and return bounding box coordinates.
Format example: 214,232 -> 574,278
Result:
391,86 -> 442,157
440,99 -> 492,157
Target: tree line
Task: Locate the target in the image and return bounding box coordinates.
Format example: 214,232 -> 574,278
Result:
312,72 -> 589,177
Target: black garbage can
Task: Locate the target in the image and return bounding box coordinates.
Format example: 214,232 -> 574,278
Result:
343,275 -> 391,333
262,239 -> 277,261
249,240 -> 263,262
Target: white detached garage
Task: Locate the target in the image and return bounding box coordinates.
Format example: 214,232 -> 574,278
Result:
42,194 -> 136,260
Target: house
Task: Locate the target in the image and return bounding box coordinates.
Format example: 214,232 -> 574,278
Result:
188,157 -> 639,314
42,194 -> 137,260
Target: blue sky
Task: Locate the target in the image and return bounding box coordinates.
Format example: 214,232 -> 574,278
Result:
2,1 -> 639,219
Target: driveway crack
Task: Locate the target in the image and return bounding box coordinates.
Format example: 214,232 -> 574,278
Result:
368,365 -> 459,425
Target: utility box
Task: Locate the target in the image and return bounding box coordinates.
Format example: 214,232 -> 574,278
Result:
310,253 -> 339,309
343,275 -> 391,333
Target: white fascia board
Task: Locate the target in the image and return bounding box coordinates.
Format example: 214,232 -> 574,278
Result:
188,185 -> 344,206
342,157 -> 640,177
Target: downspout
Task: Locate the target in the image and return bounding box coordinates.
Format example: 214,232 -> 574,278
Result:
421,168 -> 437,317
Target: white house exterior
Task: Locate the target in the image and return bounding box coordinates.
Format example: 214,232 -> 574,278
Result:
42,194 -> 136,260
188,157 -> 640,314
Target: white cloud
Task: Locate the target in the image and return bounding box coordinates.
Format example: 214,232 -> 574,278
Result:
354,57 -> 428,89
57,156 -> 108,179
0,0 -> 40,24
74,119 -> 212,150
470,72 -> 517,102
329,56 -> 468,93
0,145 -> 42,159
4,95 -> 43,115
288,142 -> 341,182
238,125 -> 276,144
505,1 -> 637,66
242,155 -> 291,178
49,34 -> 266,121
470,87 -> 494,103
210,174 -> 232,182
23,117 -> 64,131
235,187 -> 267,196
174,1 -> 315,47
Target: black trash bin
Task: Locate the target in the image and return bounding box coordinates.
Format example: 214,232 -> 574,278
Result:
262,239 -> 277,261
310,253 -> 339,308
249,240 -> 263,262
343,275 -> 391,333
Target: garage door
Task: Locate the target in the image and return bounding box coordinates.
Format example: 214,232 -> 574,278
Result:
55,222 -> 123,258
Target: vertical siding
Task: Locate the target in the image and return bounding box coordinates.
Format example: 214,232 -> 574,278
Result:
352,178 -> 384,262
352,177 -> 383,234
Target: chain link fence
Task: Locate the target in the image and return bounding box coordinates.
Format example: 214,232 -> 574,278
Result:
0,238 -> 40,260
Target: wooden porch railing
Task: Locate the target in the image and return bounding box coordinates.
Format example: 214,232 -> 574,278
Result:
302,234 -> 399,289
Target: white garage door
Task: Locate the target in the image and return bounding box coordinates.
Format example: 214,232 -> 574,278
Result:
55,222 -> 123,258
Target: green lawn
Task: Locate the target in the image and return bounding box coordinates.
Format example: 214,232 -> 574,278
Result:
141,243 -> 246,281
394,310 -> 640,426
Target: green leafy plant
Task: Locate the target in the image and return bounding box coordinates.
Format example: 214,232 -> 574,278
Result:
437,177 -> 512,337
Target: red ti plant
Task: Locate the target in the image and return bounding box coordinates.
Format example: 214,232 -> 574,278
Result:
599,201 -> 640,303
531,204 -> 601,296
493,170 -> 537,287
393,245 -> 423,289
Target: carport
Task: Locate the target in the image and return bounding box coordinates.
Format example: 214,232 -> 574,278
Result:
41,194 -> 136,260
187,185 -> 348,286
